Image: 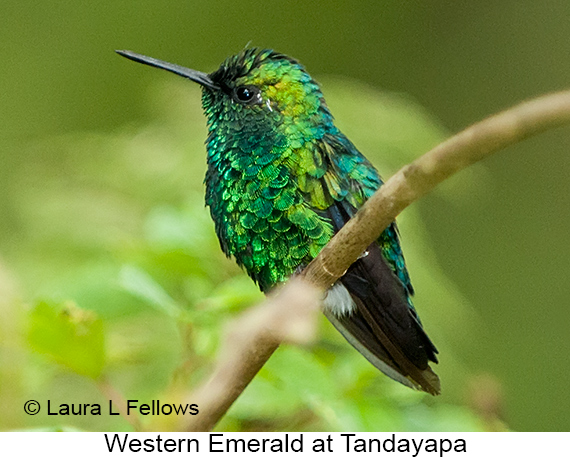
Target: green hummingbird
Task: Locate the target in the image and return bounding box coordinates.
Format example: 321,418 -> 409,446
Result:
117,48 -> 440,395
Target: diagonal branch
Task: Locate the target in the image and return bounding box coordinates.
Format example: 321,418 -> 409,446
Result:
179,278 -> 322,432
304,89 -> 570,286
181,89 -> 570,432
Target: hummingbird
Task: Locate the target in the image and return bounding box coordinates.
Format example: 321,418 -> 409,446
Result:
117,48 -> 440,395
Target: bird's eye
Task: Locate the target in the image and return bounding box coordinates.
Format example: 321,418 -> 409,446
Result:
233,85 -> 261,105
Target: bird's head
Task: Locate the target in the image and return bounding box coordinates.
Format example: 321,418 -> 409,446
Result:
116,48 -> 332,140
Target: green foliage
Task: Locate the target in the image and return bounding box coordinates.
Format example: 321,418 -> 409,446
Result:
28,301 -> 105,380
119,265 -> 185,320
0,80 -> 493,432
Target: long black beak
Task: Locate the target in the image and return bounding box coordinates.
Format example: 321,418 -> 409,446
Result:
116,50 -> 219,90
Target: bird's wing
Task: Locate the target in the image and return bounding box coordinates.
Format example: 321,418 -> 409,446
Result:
318,134 -> 440,394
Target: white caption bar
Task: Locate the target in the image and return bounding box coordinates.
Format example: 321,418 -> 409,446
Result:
1,432 -> 566,456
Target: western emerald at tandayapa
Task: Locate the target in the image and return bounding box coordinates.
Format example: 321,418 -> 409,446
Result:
117,47 -> 440,395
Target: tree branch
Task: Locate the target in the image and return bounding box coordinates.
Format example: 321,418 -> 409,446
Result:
182,89 -> 570,432
304,89 -> 570,286
181,278 -> 322,432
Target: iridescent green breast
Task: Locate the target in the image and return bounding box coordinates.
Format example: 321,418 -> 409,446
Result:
205,134 -> 336,291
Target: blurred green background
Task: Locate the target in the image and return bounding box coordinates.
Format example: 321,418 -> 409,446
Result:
1,1 -> 569,432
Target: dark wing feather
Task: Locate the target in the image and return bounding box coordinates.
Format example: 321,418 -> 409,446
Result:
322,200 -> 440,395
341,243 -> 439,394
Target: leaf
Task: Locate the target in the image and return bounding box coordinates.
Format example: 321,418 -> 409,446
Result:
118,264 -> 184,319
27,301 -> 105,379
